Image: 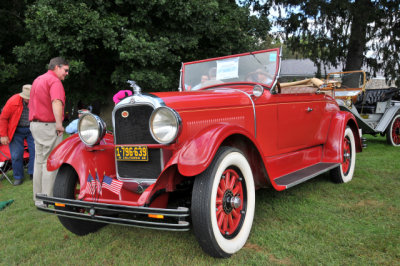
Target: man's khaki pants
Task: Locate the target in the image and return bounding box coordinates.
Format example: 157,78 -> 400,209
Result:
30,122 -> 63,201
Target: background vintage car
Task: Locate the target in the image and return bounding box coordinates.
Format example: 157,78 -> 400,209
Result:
37,48 -> 362,258
320,70 -> 400,146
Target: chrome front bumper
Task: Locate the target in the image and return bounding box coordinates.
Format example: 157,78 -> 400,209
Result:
36,194 -> 190,231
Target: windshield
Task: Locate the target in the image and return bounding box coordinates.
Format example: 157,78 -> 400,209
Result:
181,48 -> 281,91
326,71 -> 366,90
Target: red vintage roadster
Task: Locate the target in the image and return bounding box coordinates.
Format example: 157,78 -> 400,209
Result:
37,48 -> 362,258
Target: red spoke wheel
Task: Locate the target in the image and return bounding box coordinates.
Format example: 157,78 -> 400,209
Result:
330,127 -> 356,183
216,169 -> 244,237
192,147 -> 255,258
386,114 -> 400,147
341,137 -> 351,175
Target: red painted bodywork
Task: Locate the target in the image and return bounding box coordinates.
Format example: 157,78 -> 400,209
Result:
47,49 -> 362,207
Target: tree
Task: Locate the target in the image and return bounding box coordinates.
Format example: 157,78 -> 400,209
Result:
0,0 -> 35,101
9,0 -> 271,112
245,0 -> 400,86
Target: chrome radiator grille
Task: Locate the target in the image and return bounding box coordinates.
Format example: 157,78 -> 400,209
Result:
114,105 -> 161,180
114,105 -> 157,145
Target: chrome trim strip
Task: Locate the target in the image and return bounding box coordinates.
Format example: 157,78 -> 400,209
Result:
234,89 -> 257,138
335,91 -> 362,97
178,63 -> 183,92
271,48 -> 282,94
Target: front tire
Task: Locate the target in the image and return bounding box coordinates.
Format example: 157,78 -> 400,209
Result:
53,165 -> 106,235
330,127 -> 356,183
386,114 -> 400,147
191,147 -> 255,258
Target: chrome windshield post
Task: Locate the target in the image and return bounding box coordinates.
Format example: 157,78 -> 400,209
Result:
270,48 -> 282,94
178,63 -> 183,92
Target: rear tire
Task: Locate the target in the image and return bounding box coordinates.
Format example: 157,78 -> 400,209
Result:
330,127 -> 356,183
53,165 -> 106,235
386,114 -> 400,147
191,147 -> 255,258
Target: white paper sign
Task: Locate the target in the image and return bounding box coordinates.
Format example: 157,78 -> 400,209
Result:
216,58 -> 239,80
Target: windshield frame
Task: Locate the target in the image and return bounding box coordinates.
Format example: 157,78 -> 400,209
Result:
325,70 -> 367,91
179,48 -> 281,92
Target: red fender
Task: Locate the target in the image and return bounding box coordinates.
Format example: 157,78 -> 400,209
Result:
175,124 -> 260,177
47,133 -> 116,192
323,111 -> 362,162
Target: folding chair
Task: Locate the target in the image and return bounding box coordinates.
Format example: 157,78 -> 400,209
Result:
0,145 -> 13,184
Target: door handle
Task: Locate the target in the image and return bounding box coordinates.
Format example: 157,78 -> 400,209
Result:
306,107 -> 313,112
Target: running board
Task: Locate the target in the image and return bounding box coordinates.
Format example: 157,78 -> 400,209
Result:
274,162 -> 339,188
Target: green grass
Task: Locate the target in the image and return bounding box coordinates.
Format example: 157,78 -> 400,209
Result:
1,135 -> 399,265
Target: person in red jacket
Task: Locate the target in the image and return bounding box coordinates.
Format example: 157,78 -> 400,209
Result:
0,85 -> 35,186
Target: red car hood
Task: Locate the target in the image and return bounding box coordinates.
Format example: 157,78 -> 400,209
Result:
150,88 -> 253,111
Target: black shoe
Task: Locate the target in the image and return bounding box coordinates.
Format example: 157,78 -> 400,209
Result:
13,179 -> 23,186
30,174 -> 33,180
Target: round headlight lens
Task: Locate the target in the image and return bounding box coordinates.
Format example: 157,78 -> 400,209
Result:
78,113 -> 106,146
150,107 -> 181,144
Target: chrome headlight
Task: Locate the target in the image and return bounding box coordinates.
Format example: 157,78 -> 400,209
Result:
253,84 -> 264,97
78,113 -> 106,146
149,107 -> 181,144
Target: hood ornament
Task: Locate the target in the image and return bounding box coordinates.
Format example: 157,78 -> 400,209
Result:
127,80 -> 142,96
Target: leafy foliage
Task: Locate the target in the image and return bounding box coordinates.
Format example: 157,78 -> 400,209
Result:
245,0 -> 399,86
0,0 -> 35,98
1,0 -> 271,111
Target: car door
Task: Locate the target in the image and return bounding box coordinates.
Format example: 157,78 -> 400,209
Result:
276,94 -> 330,152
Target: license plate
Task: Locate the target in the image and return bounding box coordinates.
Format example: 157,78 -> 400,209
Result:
115,146 -> 148,161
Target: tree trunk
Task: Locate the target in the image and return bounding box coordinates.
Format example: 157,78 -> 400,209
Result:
344,0 -> 371,71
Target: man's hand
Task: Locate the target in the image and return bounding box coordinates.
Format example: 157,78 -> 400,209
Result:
0,136 -> 10,145
52,99 -> 65,136
55,122 -> 64,136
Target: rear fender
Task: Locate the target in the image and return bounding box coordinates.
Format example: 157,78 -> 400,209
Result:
175,124 -> 259,177
47,134 -> 116,188
375,105 -> 400,132
323,112 -> 362,162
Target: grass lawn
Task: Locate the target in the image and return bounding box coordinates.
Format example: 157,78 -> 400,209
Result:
0,135 -> 399,265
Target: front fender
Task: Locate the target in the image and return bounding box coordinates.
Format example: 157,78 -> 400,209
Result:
47,133 -> 116,185
176,124 -> 258,177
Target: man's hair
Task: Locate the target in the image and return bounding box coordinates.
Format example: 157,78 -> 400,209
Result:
48,57 -> 69,70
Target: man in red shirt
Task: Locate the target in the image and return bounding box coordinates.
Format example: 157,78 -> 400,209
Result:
29,57 -> 69,207
0,85 -> 35,185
